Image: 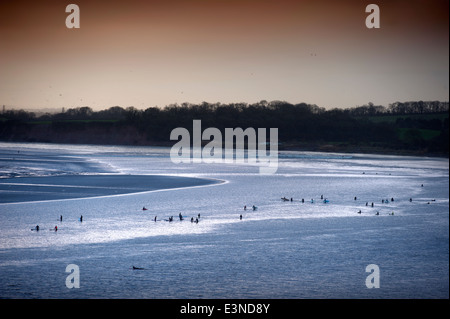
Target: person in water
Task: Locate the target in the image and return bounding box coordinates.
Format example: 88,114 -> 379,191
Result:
80,215 -> 83,222
54,226 -> 58,231
179,212 -> 183,220
35,225 -> 40,231
240,214 -> 242,220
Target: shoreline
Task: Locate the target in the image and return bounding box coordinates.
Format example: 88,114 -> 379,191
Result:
1,140 -> 448,159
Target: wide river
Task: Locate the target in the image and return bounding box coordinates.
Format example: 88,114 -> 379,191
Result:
0,142 -> 448,298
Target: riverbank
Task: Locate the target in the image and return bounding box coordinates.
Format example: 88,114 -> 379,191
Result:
1,135 -> 447,159
279,141 -> 449,158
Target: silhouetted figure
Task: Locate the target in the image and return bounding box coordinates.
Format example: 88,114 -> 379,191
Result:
80,215 -> 83,222
132,266 -> 144,270
240,214 -> 242,220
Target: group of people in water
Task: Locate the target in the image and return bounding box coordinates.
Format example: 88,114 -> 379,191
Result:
31,215 -> 83,232
34,182 -> 428,233
149,212 -> 202,224
282,195 -> 332,204
278,193 -> 408,216
240,205 -> 257,220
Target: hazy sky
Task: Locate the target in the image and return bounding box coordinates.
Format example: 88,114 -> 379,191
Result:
0,0 -> 448,110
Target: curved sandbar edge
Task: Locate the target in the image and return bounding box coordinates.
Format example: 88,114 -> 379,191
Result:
0,174 -> 224,204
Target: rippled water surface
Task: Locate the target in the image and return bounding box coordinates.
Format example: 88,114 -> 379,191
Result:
0,142 -> 448,298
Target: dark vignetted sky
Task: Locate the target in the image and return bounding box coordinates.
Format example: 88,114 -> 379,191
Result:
0,0 -> 448,110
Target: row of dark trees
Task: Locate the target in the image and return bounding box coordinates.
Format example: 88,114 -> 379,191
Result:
1,100 -> 448,155
347,101 -> 448,116
3,100 -> 448,121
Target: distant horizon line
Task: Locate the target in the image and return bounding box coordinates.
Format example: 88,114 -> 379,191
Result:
2,99 -> 449,114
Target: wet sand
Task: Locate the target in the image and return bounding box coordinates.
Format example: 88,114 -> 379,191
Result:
0,174 -> 221,203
